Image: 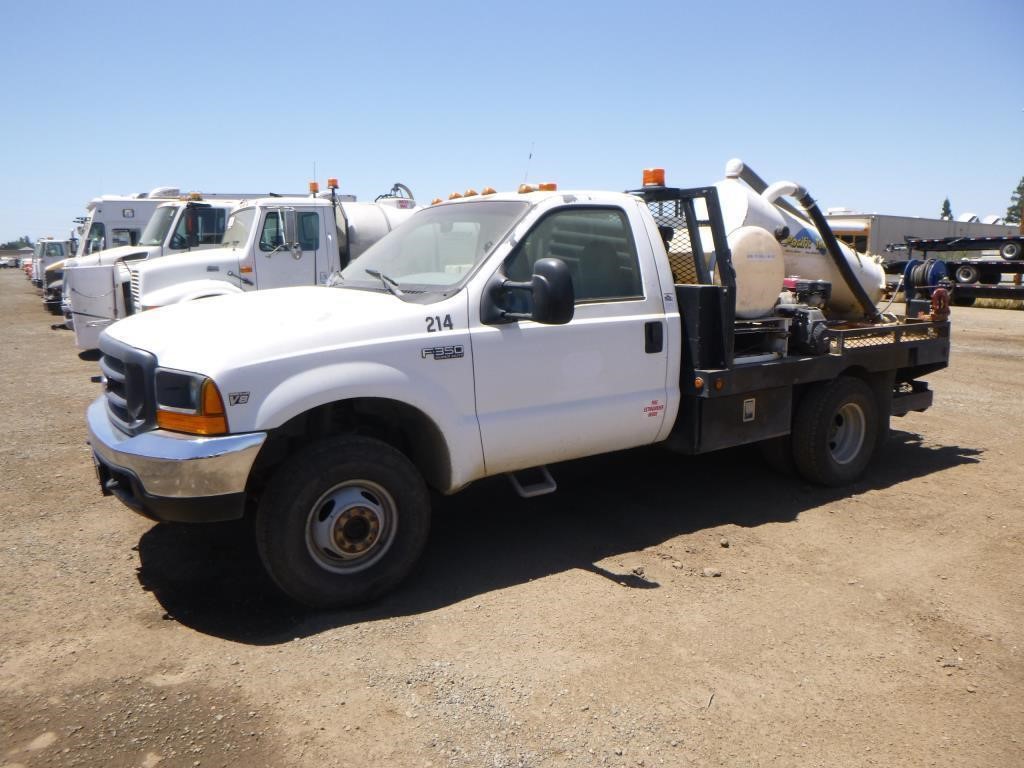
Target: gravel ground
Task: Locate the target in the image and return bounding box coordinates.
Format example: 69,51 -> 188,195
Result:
1,269 -> 1021,768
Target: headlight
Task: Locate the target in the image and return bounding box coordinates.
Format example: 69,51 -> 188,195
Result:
155,369 -> 228,435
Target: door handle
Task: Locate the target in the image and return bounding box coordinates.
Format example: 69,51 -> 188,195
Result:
644,321 -> 664,353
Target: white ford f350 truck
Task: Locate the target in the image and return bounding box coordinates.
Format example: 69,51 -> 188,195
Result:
86,165 -> 951,608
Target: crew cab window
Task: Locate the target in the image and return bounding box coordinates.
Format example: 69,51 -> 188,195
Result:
259,212 -> 284,251
298,212 -> 319,250
506,207 -> 643,302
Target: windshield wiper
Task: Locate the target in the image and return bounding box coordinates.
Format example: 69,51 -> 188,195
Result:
365,268 -> 406,299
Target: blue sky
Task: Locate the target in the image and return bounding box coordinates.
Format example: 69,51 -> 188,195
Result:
2,0 -> 1022,242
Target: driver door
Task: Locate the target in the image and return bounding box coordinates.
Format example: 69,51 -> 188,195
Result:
254,208 -> 319,289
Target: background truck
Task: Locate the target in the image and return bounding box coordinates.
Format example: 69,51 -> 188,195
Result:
64,193 -> 290,349
30,237 -> 74,288
86,163 -> 950,609
74,187 -> 186,259
884,234 -> 1024,306
122,181 -> 416,314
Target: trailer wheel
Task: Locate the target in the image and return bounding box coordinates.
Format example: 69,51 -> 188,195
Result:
1000,242 -> 1021,260
955,264 -> 980,284
792,377 -> 879,487
255,435 -> 431,609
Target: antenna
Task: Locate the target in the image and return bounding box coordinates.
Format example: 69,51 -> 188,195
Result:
522,141 -> 535,184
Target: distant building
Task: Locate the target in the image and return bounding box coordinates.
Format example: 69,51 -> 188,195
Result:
825,209 -> 1020,256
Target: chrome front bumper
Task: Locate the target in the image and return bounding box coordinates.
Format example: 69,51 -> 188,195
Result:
86,397 -> 267,522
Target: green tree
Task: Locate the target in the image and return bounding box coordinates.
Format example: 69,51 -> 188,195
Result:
0,236 -> 32,250
1007,177 -> 1024,224
940,198 -> 952,220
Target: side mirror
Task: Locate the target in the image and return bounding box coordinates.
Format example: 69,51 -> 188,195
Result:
283,209 -> 301,257
482,257 -> 575,325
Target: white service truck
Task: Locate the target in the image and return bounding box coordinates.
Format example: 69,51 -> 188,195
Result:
74,187 -> 186,259
64,194 -> 278,349
123,183 -> 417,315
30,238 -> 75,287
86,163 -> 951,609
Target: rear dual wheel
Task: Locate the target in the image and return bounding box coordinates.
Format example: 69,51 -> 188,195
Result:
761,377 -> 882,486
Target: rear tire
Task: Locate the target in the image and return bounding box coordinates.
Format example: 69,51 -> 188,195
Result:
792,377 -> 879,486
255,435 -> 431,609
1000,242 -> 1021,260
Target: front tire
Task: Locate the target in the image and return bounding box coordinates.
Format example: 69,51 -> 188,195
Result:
255,436 -> 431,608
792,377 -> 879,486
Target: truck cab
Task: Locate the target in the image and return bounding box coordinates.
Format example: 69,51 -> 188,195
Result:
31,238 -> 73,287
126,192 -> 417,312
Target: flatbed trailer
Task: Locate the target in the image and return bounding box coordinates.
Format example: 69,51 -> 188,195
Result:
883,235 -> 1024,306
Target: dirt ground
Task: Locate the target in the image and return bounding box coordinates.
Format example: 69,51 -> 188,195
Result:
0,268 -> 1021,768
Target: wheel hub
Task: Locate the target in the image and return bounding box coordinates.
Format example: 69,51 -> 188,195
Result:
333,506 -> 381,554
828,402 -> 866,465
307,483 -> 396,572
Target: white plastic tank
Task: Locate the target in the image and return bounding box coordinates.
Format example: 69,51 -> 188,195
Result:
721,226 -> 785,318
712,161 -> 886,319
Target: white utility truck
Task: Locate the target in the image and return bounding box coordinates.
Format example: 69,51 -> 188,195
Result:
64,193 -> 281,349
75,187 -> 186,258
122,181 -> 417,315
86,162 -> 951,609
30,238 -> 74,287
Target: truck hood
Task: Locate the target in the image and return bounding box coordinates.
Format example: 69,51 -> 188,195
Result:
73,244 -> 159,268
104,285 -> 432,375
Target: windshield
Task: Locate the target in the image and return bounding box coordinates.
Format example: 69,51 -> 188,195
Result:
139,205 -> 178,246
339,200 -> 529,292
222,207 -> 256,248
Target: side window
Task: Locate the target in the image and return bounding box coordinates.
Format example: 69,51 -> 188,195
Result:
505,207 -> 643,303
172,209 -> 227,248
298,212 -> 320,250
111,228 -> 139,247
87,223 -> 106,253
259,212 -> 284,251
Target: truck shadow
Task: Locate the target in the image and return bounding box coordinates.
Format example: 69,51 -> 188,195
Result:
134,430 -> 980,643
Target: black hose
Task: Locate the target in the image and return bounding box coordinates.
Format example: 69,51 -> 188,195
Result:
795,190 -> 882,322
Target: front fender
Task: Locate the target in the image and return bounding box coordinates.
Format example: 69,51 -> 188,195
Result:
234,360 -> 483,491
143,280 -> 244,309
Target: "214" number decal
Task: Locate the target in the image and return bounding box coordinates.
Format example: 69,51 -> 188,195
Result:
425,314 -> 454,332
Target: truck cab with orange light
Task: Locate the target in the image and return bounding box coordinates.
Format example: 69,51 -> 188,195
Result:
122,182 -> 417,321
86,161 -> 950,609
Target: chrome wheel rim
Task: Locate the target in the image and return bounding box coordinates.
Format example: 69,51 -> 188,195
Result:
306,481 -> 398,573
828,402 -> 866,465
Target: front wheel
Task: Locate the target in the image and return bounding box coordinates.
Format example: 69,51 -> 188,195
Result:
792,377 -> 879,486
255,436 -> 431,608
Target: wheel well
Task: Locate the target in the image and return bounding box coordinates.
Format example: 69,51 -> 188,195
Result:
249,398 -> 451,496
791,367 -> 894,419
